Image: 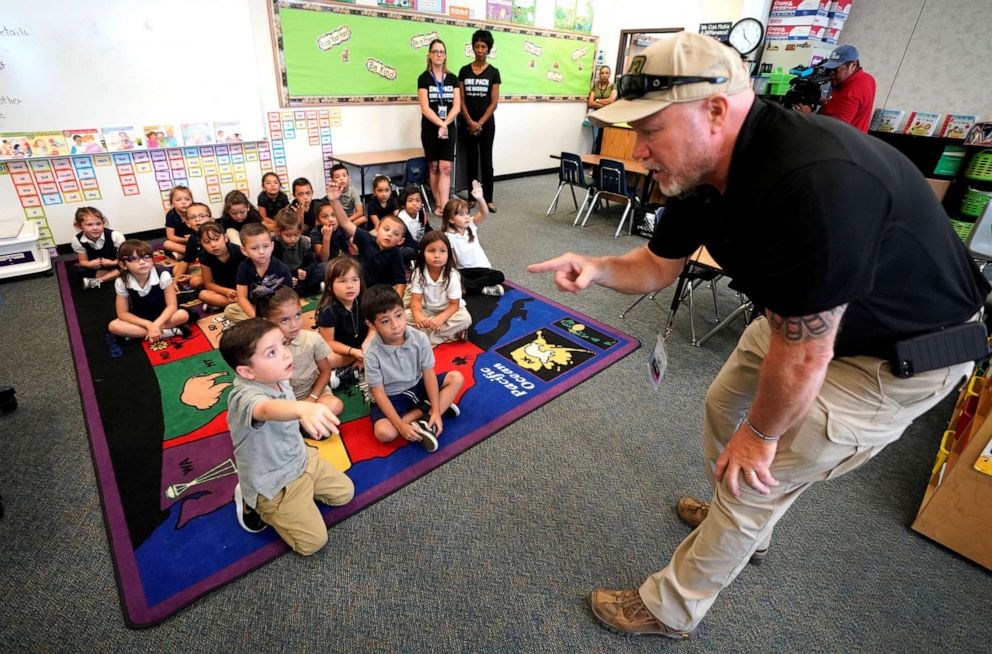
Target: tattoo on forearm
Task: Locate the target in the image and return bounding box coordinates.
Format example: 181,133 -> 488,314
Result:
767,305 -> 845,341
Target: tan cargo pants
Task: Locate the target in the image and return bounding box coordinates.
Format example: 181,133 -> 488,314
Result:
639,316 -> 972,631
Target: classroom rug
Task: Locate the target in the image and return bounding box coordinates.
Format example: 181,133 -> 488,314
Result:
57,258 -> 639,627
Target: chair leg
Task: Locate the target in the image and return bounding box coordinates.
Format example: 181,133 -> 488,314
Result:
569,185 -> 579,210
614,201 -> 632,238
710,277 -> 721,322
547,181 -> 565,216
664,275 -> 690,338
687,281 -> 698,345
421,184 -> 432,214
579,191 -> 600,227
573,188 -> 592,226
619,289 -> 662,318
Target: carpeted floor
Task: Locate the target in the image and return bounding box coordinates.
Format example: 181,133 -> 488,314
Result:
1,174 -> 990,652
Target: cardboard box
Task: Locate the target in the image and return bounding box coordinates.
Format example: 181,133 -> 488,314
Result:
770,0 -> 830,16
768,12 -> 829,27
926,178 -> 952,201
766,24 -> 825,40
913,397 -> 992,570
829,0 -> 855,17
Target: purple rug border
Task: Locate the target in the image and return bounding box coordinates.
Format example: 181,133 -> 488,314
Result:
58,261 -> 640,627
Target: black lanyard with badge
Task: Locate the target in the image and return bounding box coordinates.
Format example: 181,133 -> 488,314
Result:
433,71 -> 448,120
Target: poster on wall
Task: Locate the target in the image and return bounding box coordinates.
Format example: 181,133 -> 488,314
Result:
0,133 -> 69,158
181,123 -> 215,146
486,0 -> 512,22
142,125 -> 181,149
512,0 -> 535,26
212,121 -> 244,143
574,0 -> 593,33
416,0 -> 446,12
554,0 -> 576,31
101,126 -> 143,152
64,129 -> 105,154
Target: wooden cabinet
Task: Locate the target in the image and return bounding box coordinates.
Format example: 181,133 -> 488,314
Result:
600,125 -> 637,160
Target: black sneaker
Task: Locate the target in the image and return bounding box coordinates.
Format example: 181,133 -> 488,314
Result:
336,366 -> 358,388
234,483 -> 267,533
419,398 -> 460,418
105,333 -> 124,358
177,323 -> 193,339
412,420 -> 438,452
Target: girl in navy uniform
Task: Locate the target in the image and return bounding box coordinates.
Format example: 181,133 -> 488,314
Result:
71,207 -> 125,290
162,186 -> 194,258
257,171 -> 288,229
417,38 -> 461,217
108,239 -> 191,342
221,190 -> 264,247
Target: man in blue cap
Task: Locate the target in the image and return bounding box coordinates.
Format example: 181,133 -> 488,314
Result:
796,44 -> 876,131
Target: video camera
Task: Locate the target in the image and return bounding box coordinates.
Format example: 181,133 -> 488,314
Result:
783,64 -> 832,110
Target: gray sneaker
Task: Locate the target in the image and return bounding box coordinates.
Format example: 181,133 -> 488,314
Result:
481,284 -> 504,297
82,277 -> 101,290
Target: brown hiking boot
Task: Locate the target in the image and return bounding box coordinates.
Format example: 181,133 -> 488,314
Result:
590,589 -> 690,639
675,496 -> 769,565
676,496 -> 709,528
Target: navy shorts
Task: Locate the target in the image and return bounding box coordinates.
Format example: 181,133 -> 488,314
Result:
370,372 -> 448,424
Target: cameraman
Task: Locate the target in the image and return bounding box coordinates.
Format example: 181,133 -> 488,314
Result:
795,44 -> 876,132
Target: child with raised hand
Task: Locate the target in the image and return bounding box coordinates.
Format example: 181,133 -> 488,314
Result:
310,202 -> 350,263
365,174 -> 399,233
327,164 -> 366,229
162,186 -> 194,257
197,222 -> 246,310
442,180 -> 506,296
72,207 -> 125,290
257,172 -> 288,229
108,239 -> 191,342
407,231 -> 472,345
226,222 -> 293,323
272,208 -> 321,297
330,184 -> 408,297
317,257 -> 373,382
220,317 -> 354,551
221,190 -> 263,247
363,285 -> 464,452
171,202 -> 214,291
256,287 -> 345,417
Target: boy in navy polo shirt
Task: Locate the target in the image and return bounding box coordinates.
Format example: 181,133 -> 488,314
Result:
225,222 -> 293,323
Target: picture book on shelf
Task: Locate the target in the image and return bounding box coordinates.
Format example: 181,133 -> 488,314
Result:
939,114 -> 979,139
874,109 -> 905,133
903,111 -> 942,137
964,122 -> 992,146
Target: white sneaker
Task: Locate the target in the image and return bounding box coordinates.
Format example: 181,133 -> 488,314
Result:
481,284 -> 504,297
82,277 -> 101,290
330,369 -> 340,390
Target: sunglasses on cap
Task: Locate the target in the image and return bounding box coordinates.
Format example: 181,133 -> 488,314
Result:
616,74 -> 728,100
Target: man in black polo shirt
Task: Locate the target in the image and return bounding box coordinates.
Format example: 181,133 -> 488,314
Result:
530,32 -> 988,639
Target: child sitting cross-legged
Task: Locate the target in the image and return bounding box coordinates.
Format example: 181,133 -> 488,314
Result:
225,222 -> 293,323
363,285 -> 464,452
331,184 -> 407,297
197,221 -> 247,311
108,239 -> 191,342
256,286 -> 345,416
272,207 -> 321,297
220,317 -> 355,553
72,206 -> 125,290
406,231 -> 472,345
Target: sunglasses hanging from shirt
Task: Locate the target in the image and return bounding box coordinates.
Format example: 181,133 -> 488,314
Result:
616,74 -> 728,100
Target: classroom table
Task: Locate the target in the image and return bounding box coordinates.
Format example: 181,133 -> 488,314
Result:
330,147 -> 424,193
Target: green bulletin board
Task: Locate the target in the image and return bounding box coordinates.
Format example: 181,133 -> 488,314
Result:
273,1 -> 598,104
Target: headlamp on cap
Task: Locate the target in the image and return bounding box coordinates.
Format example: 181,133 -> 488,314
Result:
616,74 -> 729,100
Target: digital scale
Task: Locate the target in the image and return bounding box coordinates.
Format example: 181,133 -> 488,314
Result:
0,217 -> 53,280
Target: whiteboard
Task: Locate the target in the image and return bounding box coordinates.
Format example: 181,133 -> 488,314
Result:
0,0 -> 265,139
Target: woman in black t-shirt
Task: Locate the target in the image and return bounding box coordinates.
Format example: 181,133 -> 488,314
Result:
458,29 -> 501,213
417,38 -> 461,217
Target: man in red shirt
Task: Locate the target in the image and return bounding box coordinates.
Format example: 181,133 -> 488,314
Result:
796,44 -> 876,132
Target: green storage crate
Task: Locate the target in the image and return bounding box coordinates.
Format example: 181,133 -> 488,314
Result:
964,149 -> 992,182
961,187 -> 992,218
950,219 -> 975,241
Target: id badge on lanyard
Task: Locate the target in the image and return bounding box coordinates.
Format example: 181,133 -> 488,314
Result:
435,74 -> 447,120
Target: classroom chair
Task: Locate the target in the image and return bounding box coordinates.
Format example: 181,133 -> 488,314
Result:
546,152 -> 595,224
578,158 -> 638,237
393,156 -> 432,214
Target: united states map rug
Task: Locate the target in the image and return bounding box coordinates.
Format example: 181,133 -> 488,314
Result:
57,259 -> 639,627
